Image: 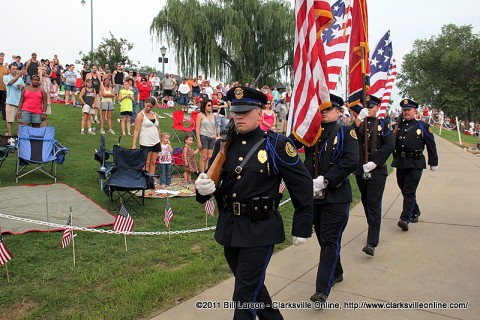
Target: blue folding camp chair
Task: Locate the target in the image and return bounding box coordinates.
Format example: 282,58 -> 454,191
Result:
105,145 -> 157,215
15,125 -> 69,183
94,135 -> 120,190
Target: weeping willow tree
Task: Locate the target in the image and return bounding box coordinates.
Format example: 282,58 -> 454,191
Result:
150,0 -> 294,83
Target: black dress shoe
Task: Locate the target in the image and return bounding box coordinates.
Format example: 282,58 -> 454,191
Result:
332,274 -> 343,287
397,220 -> 409,231
411,211 -> 421,223
310,291 -> 327,303
362,244 -> 375,256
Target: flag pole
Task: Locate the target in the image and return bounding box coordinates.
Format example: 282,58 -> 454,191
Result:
70,207 -> 76,267
360,46 -> 369,165
166,193 -> 171,241
205,210 -> 208,228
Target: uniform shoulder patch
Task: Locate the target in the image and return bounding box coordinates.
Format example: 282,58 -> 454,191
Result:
350,129 -> 358,140
285,141 -> 297,157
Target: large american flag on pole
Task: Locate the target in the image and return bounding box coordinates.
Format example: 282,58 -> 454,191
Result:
60,214 -> 73,249
164,198 -> 174,228
348,0 -> 369,114
289,0 -> 333,146
377,58 -> 397,118
204,199 -> 215,217
321,0 -> 352,90
113,204 -> 134,233
0,233 -> 12,266
369,31 -> 393,99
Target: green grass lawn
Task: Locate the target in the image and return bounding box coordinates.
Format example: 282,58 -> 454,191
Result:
0,105 -> 369,319
431,125 -> 479,148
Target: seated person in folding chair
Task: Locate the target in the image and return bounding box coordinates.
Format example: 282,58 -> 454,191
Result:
17,75 -> 47,128
195,99 -> 218,173
132,97 -> 161,179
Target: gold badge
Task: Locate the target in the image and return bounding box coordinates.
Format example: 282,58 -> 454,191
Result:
234,87 -> 244,100
403,99 -> 409,105
388,122 -> 392,130
333,136 -> 338,145
350,129 -> 357,139
257,150 -> 267,164
416,129 -> 421,135
366,95 -> 371,102
378,125 -> 382,131
285,142 -> 297,157
428,126 -> 433,133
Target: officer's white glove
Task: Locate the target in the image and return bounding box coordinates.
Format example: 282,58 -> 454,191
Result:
430,165 -> 438,172
363,161 -> 377,173
195,173 -> 216,195
357,108 -> 369,121
292,236 -> 307,246
313,175 -> 325,194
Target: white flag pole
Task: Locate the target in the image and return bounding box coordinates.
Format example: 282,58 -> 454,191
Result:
70,207 -> 76,267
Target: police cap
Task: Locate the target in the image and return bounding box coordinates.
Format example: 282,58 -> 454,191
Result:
400,98 -> 419,109
330,94 -> 344,110
226,86 -> 268,113
362,94 -> 381,108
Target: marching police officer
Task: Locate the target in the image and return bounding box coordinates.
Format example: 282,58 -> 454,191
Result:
354,95 -> 394,256
195,86 -> 313,320
291,94 -> 358,304
392,99 -> 438,231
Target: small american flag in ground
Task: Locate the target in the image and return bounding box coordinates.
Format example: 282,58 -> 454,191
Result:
60,214 -> 73,249
164,198 -> 174,228
279,180 -> 286,193
0,233 -> 13,266
205,199 -> 215,217
113,204 -> 134,233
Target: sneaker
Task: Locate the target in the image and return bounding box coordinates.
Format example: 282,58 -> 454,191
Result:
94,118 -> 100,123
100,128 -> 105,135
88,129 -> 96,135
80,129 -> 85,135
108,129 -> 115,135
117,118 -> 121,123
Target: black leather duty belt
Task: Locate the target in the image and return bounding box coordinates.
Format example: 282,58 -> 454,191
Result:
398,150 -> 423,158
231,198 -> 279,216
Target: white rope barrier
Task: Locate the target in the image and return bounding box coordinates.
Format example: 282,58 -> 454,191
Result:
0,197 -> 292,236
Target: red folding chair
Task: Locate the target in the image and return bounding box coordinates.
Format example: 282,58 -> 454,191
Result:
171,110 -> 194,142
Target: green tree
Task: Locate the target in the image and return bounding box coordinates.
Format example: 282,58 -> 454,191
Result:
77,32 -> 135,69
397,24 -> 480,122
150,0 -> 294,84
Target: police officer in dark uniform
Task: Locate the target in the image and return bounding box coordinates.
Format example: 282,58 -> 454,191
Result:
290,94 -> 358,304
392,98 -> 438,231
195,86 -> 313,320
354,95 -> 394,256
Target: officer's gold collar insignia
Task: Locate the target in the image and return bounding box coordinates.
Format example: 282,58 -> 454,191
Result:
416,129 -> 421,135
234,88 -> 244,99
350,129 -> 357,139
258,150 -> 267,164
428,126 -> 433,133
285,142 -> 297,157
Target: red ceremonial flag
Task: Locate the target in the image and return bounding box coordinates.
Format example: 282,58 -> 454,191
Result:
164,198 -> 174,228
205,199 -> 215,217
377,59 -> 397,118
321,0 -> 352,90
348,0 -> 369,114
0,233 -> 13,266
113,204 -> 134,233
290,0 -> 333,146
279,180 -> 286,193
60,214 -> 73,249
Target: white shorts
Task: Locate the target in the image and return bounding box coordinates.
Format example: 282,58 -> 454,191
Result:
82,104 -> 95,115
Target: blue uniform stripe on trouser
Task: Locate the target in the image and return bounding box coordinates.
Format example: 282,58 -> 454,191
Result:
326,203 -> 349,295
250,245 -> 273,319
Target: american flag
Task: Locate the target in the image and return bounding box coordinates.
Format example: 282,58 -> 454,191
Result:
164,198 -> 174,228
348,0 -> 369,115
0,233 -> 13,266
279,180 -> 286,193
369,31 -> 393,99
113,204 -> 134,233
204,198 -> 215,217
321,0 -> 352,90
377,59 -> 397,118
289,0 -> 333,146
60,214 -> 73,249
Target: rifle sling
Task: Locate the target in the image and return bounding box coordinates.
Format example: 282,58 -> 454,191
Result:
234,138 -> 266,175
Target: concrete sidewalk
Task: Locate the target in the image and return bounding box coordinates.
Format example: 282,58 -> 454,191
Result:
151,135 -> 480,320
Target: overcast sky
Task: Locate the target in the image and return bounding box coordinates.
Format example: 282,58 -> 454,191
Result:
2,0 -> 479,103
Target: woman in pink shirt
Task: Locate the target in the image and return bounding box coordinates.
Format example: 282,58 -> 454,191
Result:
259,101 -> 276,131
17,75 -> 47,127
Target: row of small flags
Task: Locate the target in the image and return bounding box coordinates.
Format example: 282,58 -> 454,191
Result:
1,180 -> 288,267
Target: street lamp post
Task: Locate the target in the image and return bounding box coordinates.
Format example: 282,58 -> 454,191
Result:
81,0 -> 94,53
160,46 -> 167,75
